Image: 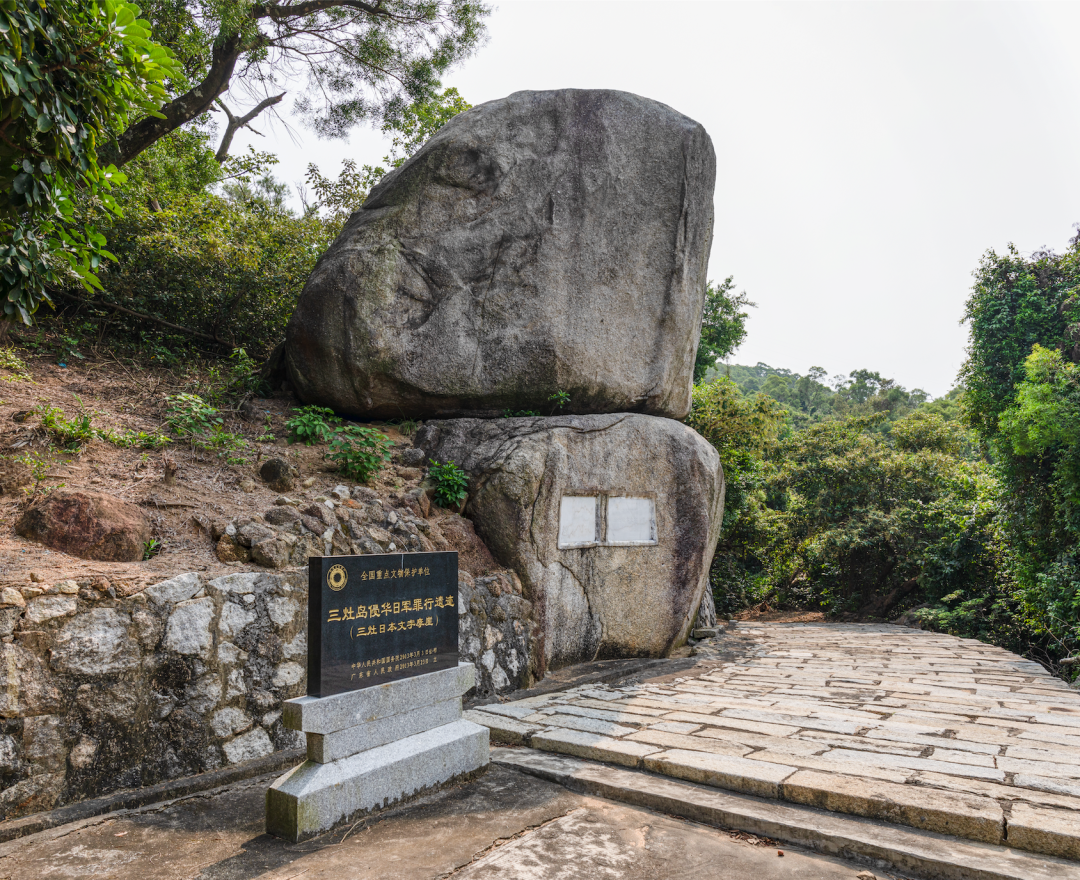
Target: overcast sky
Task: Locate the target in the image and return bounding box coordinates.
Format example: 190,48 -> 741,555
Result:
233,1 -> 1080,397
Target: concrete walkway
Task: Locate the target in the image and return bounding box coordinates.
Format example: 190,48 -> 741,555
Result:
467,622 -> 1080,863
0,765 -> 876,880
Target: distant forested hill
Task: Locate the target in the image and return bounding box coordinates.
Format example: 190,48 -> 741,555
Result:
705,361 -> 962,428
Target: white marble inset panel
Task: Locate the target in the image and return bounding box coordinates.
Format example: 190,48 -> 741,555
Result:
558,496 -> 597,548
606,497 -> 657,545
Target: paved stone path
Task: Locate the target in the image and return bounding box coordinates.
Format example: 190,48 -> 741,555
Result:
467,622 -> 1080,862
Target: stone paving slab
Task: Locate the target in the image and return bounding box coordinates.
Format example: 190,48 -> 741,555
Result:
494,748 -> 1080,880
469,622 -> 1080,862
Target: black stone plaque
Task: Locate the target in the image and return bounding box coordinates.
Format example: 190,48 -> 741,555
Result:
307,552 -> 459,697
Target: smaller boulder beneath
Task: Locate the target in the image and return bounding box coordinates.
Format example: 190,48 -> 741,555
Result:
15,490 -> 151,562
259,458 -> 297,492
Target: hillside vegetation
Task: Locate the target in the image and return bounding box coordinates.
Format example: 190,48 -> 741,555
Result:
691,234 -> 1080,680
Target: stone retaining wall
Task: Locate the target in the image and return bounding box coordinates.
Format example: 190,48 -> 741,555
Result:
0,566 -> 534,820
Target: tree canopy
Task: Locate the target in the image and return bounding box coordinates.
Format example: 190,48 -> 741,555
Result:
1,0 -> 178,324
693,277 -> 753,382
0,0 -> 488,328
114,0 -> 490,166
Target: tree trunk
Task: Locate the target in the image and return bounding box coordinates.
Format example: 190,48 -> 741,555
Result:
110,34 -> 246,167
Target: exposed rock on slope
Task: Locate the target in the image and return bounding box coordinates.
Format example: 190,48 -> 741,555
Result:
416,414 -> 725,673
285,88 -> 715,421
15,490 -> 151,562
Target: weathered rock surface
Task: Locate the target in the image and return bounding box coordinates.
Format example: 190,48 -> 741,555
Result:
416,414 -> 724,672
284,89 -> 716,421
14,489 -> 151,562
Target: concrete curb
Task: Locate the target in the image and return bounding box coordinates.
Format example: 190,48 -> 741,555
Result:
0,748 -> 305,844
493,747 -> 1080,880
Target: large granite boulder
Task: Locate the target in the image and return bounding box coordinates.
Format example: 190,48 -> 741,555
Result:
15,490 -> 152,562
415,414 -> 724,673
285,89 -> 715,421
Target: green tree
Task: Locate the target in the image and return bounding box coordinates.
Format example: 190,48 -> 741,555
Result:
79,126 -> 329,354
686,378 -> 788,615
110,0 -> 489,166
1,0 -> 178,326
693,277 -> 754,382
961,233 -> 1080,665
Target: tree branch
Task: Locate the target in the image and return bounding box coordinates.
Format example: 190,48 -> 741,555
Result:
49,288 -> 232,348
253,0 -> 399,23
214,92 -> 286,162
111,32 -> 247,167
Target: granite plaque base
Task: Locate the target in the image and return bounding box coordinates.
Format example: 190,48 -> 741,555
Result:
266,662 -> 488,842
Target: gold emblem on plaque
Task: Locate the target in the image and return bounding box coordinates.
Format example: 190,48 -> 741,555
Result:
327,564 -> 348,591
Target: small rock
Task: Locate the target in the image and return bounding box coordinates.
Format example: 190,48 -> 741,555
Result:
29,572 -> 44,584
239,478 -> 258,493
397,467 -> 422,481
0,734 -> 18,773
216,535 -> 250,563
222,728 -> 273,764
248,688 -> 276,711
405,488 -> 430,518
397,447 -> 427,467
236,520 -> 274,548
301,477 -> 317,488
211,707 -> 253,738
20,586 -> 43,599
251,536 -> 295,569
25,596 -> 77,624
274,495 -> 299,506
56,580 -> 80,595
225,522 -> 237,537
331,485 -> 350,502
0,588 -> 25,608
271,661 -> 304,688
89,576 -> 112,595
264,507 -> 299,526
68,735 -> 99,771
51,608 -> 140,675
259,458 -> 297,492
0,459 -> 31,496
164,597 -> 216,657
856,873 -> 877,880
